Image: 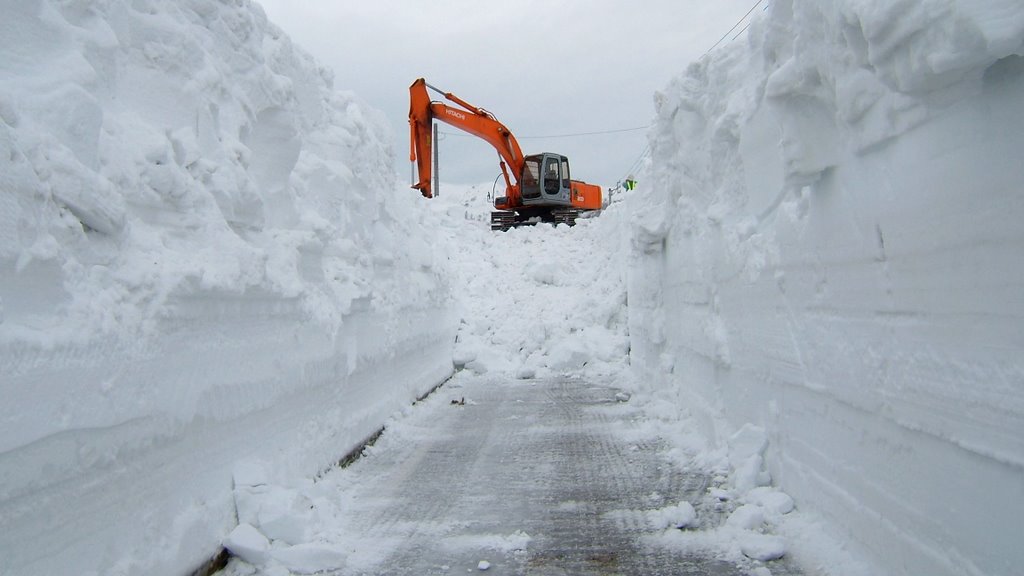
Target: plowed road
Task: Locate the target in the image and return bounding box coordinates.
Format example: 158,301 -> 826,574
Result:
321,374 -> 802,575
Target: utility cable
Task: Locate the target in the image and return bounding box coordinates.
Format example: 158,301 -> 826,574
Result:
439,124 -> 651,140
705,0 -> 765,54
518,125 -> 651,139
733,21 -> 754,42
613,144 -> 650,190
612,0 -> 768,191
732,3 -> 770,42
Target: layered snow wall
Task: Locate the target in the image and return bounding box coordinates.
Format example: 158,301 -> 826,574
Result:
628,1 -> 1024,575
0,1 -> 456,574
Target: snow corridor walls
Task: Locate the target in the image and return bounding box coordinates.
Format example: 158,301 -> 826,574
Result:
627,2 -> 1024,576
0,1 -> 457,575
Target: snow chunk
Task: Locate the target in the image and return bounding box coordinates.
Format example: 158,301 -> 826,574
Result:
233,486 -> 265,527
728,425 -> 771,492
256,487 -> 318,545
745,487 -> 795,515
726,504 -> 765,531
709,487 -> 733,501
515,365 -> 536,380
733,455 -> 772,493
728,424 -> 768,463
464,358 -> 490,375
648,501 -> 697,529
223,523 -> 271,566
477,560 -> 492,570
739,533 -> 787,561
452,343 -> 478,367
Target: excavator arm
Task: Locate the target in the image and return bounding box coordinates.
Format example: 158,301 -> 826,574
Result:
409,78 -> 524,206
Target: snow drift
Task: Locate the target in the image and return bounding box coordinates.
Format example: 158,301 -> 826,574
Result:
0,1 -> 456,574
627,1 -> 1024,575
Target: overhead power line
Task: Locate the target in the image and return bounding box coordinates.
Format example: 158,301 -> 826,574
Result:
610,1 -> 769,190
705,0 -> 766,54
733,21 -> 754,42
518,125 -> 652,139
439,124 -> 651,140
616,145 -> 650,186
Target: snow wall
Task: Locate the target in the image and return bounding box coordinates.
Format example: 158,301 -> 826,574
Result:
627,2 -> 1024,575
0,1 -> 457,574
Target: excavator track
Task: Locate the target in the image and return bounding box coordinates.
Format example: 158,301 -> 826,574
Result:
550,208 -> 580,227
490,211 -> 516,231
491,208 -> 581,231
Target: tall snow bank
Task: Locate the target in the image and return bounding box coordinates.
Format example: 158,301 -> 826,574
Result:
628,1 -> 1024,575
0,1 -> 456,575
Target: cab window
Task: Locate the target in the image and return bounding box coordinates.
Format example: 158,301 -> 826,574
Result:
543,157 -> 561,194
521,158 -> 541,198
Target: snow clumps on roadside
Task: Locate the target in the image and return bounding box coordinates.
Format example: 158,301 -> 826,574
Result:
226,462 -> 347,574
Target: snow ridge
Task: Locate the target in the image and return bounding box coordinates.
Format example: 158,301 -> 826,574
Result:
0,2 -> 455,575
629,1 -> 1024,575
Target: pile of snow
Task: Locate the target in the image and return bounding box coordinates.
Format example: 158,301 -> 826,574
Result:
646,500 -> 698,530
421,183 -> 632,380
603,400 -> 808,571
627,1 -> 1024,575
0,1 -> 455,575
225,462 -> 348,575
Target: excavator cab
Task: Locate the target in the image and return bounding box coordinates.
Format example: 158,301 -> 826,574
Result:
520,153 -> 571,206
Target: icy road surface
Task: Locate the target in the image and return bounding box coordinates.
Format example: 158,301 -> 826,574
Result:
223,373 -> 805,575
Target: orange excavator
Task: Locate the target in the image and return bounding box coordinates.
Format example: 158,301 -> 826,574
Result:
408,78 -> 602,230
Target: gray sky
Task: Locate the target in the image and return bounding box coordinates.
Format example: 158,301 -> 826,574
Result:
257,0 -> 757,189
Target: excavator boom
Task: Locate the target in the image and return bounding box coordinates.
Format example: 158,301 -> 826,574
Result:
409,78 -> 524,204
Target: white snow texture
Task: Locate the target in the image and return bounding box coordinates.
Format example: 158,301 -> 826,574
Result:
628,2 -> 1024,576
1,1 -> 1023,576
0,1 -> 455,575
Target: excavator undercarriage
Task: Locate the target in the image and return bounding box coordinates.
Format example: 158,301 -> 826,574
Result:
489,207 -> 581,231
489,211 -> 517,231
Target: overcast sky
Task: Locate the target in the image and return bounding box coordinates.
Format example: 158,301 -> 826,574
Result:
257,0 -> 759,190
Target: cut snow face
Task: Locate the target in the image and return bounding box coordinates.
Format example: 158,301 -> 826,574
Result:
630,1 -> 1024,576
0,0 -> 443,346
0,1 -> 455,575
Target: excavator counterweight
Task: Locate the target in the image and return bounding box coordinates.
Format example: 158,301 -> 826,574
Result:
408,78 -> 601,229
